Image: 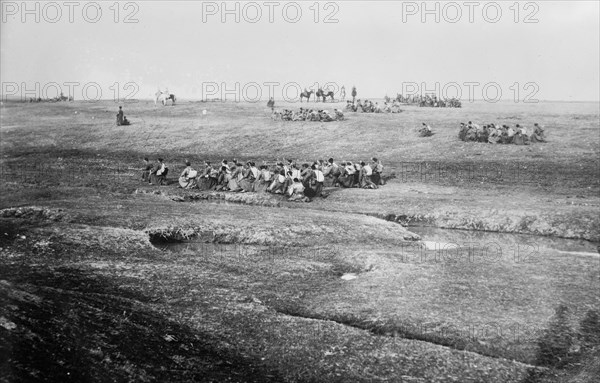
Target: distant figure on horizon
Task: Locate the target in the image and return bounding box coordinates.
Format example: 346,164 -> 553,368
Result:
116,106 -> 124,126
267,97 -> 275,109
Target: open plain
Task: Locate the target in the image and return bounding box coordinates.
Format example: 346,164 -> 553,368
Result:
1,99 -> 599,382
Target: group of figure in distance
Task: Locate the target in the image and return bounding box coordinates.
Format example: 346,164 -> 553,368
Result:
346,99 -> 403,113
142,157 -> 385,202
271,107 -> 345,122
459,122 -> 547,144
395,94 -> 462,108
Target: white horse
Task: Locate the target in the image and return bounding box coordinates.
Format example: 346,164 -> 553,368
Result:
155,89 -> 176,106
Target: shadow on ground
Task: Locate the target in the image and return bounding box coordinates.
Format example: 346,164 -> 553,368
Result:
0,265 -> 282,382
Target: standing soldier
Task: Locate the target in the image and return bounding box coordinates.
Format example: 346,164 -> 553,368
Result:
116,106 -> 124,126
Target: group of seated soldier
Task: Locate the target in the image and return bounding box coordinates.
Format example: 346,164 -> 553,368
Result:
395,94 -> 462,108
167,157 -> 385,202
346,99 -> 403,114
116,106 -> 130,126
459,122 -> 546,144
272,108 -> 344,122
141,157 -> 169,185
417,123 -> 433,137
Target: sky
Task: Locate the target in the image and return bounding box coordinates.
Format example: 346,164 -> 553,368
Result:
1,0 -> 599,101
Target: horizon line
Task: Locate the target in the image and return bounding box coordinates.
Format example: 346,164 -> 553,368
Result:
2,96 -> 600,104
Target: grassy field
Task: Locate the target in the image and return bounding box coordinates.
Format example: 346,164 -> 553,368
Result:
1,99 -> 599,382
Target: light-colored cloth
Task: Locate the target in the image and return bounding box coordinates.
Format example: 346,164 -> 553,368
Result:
291,168 -> 301,180
314,170 -> 324,182
179,166 -> 198,188
157,163 -> 166,176
288,182 -> 305,197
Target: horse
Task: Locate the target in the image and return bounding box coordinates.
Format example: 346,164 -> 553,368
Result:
300,90 -> 313,102
155,90 -> 176,106
316,88 -> 335,102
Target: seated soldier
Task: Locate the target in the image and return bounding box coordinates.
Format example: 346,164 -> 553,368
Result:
288,178 -> 305,201
321,110 -> 334,122
268,170 -> 286,194
179,161 -> 198,189
356,100 -> 363,112
150,158 -> 168,185
197,161 -> 217,190
531,123 -> 546,142
332,162 -> 347,187
371,157 -> 383,185
214,166 -> 229,191
334,109 -> 344,120
253,165 -> 272,193
322,158 -> 338,186
292,110 -> 301,121
141,157 -> 152,183
353,162 -> 362,186
290,164 -> 302,182
419,123 -> 433,137
227,166 -> 242,192
465,121 -> 478,141
300,163 -> 313,188
458,123 -> 468,141
506,125 -> 516,144
279,170 -> 293,193
302,182 -> 317,202
311,164 -> 325,197
122,116 -> 130,125
499,125 -> 509,144
340,162 -> 356,188
518,125 -> 530,144
238,162 -> 257,193
488,125 -> 500,144
271,109 -> 282,120
513,130 -> 525,145
479,125 -> 489,142
208,166 -> 220,189
310,110 -> 320,121
359,161 -> 377,189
